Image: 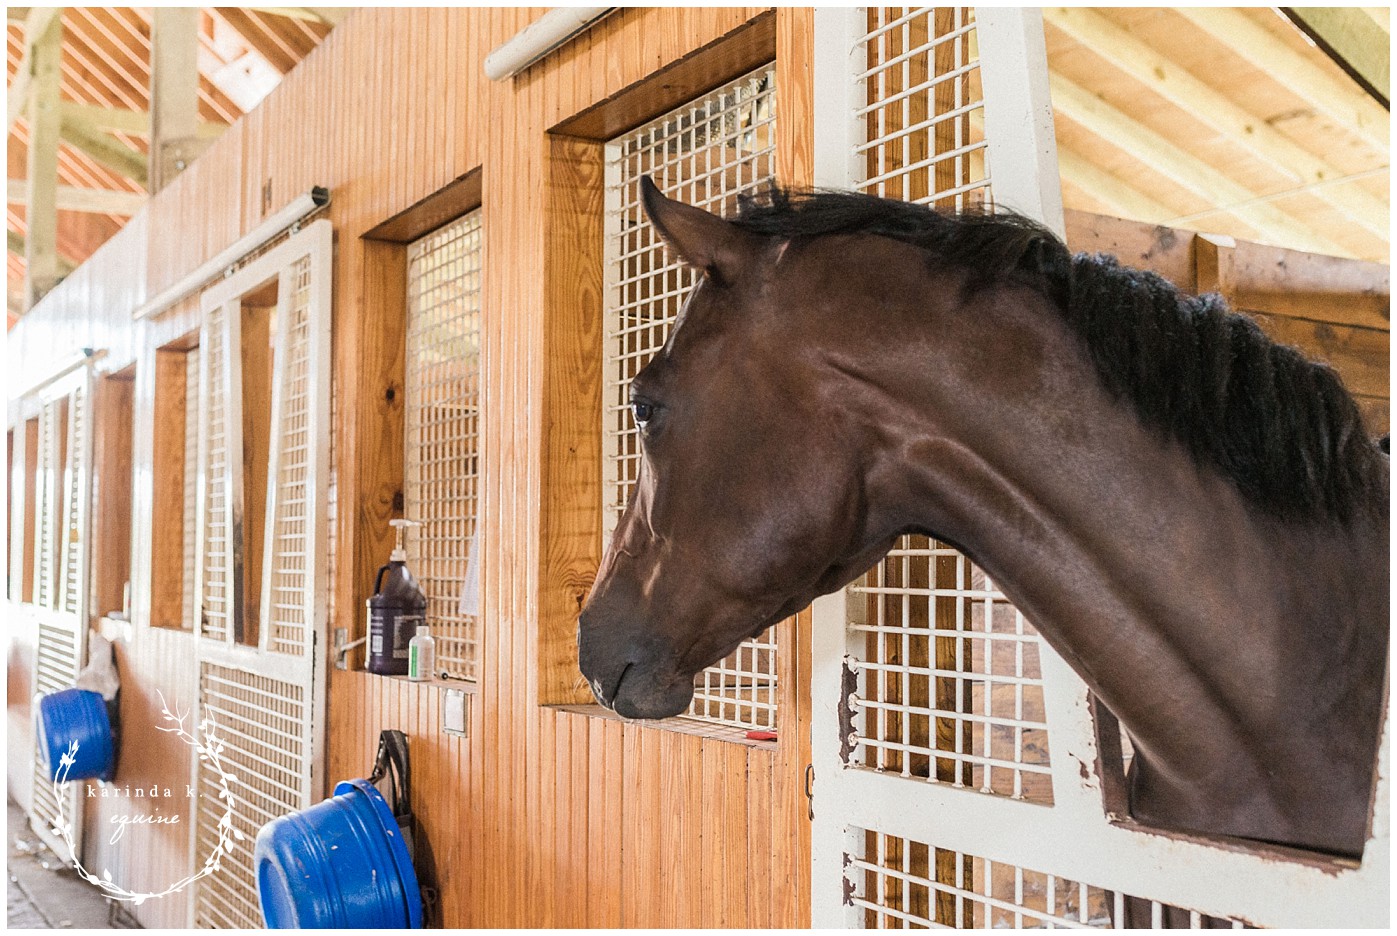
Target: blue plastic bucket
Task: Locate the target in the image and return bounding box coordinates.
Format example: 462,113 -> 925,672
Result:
255,778 -> 422,929
35,688 -> 115,783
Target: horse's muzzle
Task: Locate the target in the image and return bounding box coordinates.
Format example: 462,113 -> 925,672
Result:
578,610 -> 695,719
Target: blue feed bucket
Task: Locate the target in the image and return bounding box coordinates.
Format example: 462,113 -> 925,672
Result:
255,778 -> 422,929
36,688 -> 115,783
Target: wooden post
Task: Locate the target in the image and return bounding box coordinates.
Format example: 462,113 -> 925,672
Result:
23,9 -> 62,310
1194,231 -> 1237,298
149,349 -> 190,628
150,7 -> 202,193
6,7 -> 60,135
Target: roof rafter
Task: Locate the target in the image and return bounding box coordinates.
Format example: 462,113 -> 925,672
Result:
7,178 -> 146,215
7,7 -> 62,134
1175,8 -> 1389,156
1050,73 -> 1349,257
59,101 -> 228,139
245,7 -> 347,27
59,114 -> 150,187
8,229 -> 78,274
1045,7 -> 1389,240
1055,146 -> 1176,224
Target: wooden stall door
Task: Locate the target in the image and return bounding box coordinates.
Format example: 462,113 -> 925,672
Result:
188,220 -> 333,928
809,7 -> 1388,929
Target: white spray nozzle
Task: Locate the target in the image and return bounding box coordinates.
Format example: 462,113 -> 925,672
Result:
388,519 -> 421,562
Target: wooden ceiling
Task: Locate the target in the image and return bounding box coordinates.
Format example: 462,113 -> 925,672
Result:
7,7 -> 336,317
7,7 -> 1390,322
1045,7 -> 1388,264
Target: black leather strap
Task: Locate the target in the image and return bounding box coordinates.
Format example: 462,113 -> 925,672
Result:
367,729 -> 415,862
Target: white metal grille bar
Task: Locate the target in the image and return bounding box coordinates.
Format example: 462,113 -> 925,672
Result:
193,662 -> 308,929
195,301 -> 233,643
846,828 -> 1250,929
404,209 -> 483,681
189,220 -> 333,925
603,64 -> 780,732
261,257 -> 315,657
852,7 -> 992,214
34,398 -> 61,610
182,346 -> 201,629
57,382 -> 88,617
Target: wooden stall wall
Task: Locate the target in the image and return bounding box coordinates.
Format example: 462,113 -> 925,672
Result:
1064,210 -> 1391,433
10,7 -> 815,929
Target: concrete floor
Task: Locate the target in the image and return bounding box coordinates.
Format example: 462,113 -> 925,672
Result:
8,797 -> 139,929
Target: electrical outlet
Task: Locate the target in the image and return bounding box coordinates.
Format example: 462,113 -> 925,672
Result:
443,688 -> 470,737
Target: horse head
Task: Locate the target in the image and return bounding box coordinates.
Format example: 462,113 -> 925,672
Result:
578,179 -> 899,718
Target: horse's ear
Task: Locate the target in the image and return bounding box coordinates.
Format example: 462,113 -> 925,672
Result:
641,176 -> 758,284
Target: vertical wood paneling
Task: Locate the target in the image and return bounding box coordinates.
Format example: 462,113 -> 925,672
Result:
16,7 -> 1383,931
80,624 -> 199,929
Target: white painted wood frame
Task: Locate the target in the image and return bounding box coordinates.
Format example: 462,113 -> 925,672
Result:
22,365 -> 95,863
187,219 -> 332,927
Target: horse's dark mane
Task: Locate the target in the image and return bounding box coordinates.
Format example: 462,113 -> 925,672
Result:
731,187 -> 1387,523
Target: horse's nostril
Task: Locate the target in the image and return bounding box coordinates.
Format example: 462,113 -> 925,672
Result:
590,660 -> 634,709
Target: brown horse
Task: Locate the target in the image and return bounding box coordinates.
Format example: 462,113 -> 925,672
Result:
578,178 -> 1389,860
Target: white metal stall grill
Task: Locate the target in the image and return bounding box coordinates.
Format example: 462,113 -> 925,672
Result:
264,255 -> 316,656
58,380 -> 88,617
196,302 -> 232,643
33,396 -> 63,609
848,829 -> 1243,929
846,539 -> 1052,804
811,7 -> 1387,929
855,7 -> 990,212
26,371 -> 94,863
841,5 -> 1049,806
602,64 -> 780,731
189,221 -> 332,928
182,346 -> 201,629
194,662 -> 308,929
404,210 -> 483,681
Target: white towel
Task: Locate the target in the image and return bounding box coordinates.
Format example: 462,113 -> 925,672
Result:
75,632 -> 120,700
457,527 -> 481,618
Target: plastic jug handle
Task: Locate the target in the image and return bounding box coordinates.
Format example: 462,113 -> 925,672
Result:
373,563 -> 393,595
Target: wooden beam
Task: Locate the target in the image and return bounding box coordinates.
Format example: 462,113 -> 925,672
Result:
150,7 -> 202,193
1176,8 -> 1389,155
58,101 -> 229,141
7,179 -> 146,216
1055,146 -> 1175,223
245,7 -> 346,26
1283,7 -> 1390,108
23,9 -> 62,309
8,230 -> 78,275
1360,9 -> 1390,33
7,7 -> 61,135
58,116 -> 150,187
1045,8 -> 1389,240
1049,74 -> 1351,258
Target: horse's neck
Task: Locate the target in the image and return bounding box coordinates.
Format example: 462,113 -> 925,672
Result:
874,289 -> 1387,848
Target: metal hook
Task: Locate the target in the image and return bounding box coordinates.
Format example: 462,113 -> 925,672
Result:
805,763 -> 815,821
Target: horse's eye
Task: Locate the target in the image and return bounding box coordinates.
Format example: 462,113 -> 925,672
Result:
632,401 -> 654,426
